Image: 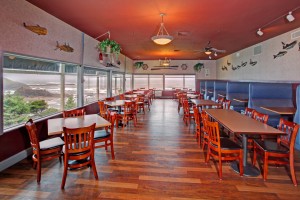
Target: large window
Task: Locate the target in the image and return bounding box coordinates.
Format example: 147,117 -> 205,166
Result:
133,75 -> 148,89
112,73 -> 124,96
149,75 -> 163,90
84,67 -> 107,105
165,75 -> 184,90
125,74 -> 132,91
184,75 -> 196,91
3,54 -> 78,129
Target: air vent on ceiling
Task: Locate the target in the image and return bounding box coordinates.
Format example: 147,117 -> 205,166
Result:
177,31 -> 190,36
291,29 -> 300,40
253,45 -> 262,56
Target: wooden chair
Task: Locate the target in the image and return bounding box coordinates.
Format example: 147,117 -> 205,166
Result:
61,123 -> 98,189
215,97 -> 225,109
94,111 -> 116,159
193,106 -> 201,145
244,107 -> 255,118
183,99 -> 194,126
200,111 -> 209,150
222,100 -> 231,109
136,95 -> 145,114
63,108 -> 85,118
144,93 -> 151,110
205,120 -> 243,180
253,118 -> 299,186
105,97 -> 115,102
178,93 -> 187,113
25,119 -> 64,183
119,94 -> 125,100
98,100 -> 107,119
253,110 -> 269,124
119,101 -> 137,128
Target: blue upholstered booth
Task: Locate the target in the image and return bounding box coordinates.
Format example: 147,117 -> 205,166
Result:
248,83 -> 293,127
226,82 -> 249,112
293,85 -> 300,150
205,81 -> 214,100
213,81 -> 227,101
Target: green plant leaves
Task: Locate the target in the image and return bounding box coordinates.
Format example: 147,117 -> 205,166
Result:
194,63 -> 204,72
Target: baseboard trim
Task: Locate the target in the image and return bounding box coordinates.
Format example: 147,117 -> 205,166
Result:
0,148 -> 32,172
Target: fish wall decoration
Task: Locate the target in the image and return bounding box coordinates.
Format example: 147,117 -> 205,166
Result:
23,23 -> 47,35
282,40 -> 297,50
232,65 -> 237,70
227,60 -> 231,66
241,61 -> 247,67
249,59 -> 257,66
55,41 -> 74,52
273,51 -> 287,59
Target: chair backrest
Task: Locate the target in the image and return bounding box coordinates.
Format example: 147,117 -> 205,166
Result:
119,94 -> 125,100
222,100 -> 231,109
63,123 -> 96,155
124,101 -> 136,115
253,110 -> 269,124
98,101 -> 107,118
206,120 -> 221,150
63,108 -> 85,118
193,106 -> 200,127
183,99 -> 190,115
201,111 -> 209,133
105,97 -> 115,102
25,119 -> 40,153
244,107 -> 255,118
277,118 -> 299,150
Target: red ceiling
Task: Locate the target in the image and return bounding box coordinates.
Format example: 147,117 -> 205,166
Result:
26,0 -> 300,60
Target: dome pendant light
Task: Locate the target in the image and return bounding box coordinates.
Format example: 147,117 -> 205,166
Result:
151,13 -> 173,45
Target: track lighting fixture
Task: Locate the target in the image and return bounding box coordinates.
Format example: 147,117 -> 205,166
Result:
286,11 -> 295,22
257,28 -> 263,36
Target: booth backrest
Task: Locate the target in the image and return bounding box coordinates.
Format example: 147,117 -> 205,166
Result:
213,81 -> 227,101
226,82 -> 249,112
293,85 -> 300,150
248,83 -> 293,127
205,81 -> 214,100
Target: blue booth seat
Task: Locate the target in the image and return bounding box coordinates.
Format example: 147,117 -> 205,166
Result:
248,83 -> 293,127
226,82 -> 249,112
205,81 -> 214,100
213,81 -> 227,101
293,85 -> 300,150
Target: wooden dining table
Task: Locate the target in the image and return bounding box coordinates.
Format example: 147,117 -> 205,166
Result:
205,109 -> 284,176
190,99 -> 220,108
48,114 -> 111,136
260,106 -> 296,115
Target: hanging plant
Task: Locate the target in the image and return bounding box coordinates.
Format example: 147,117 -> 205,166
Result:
96,38 -> 121,55
134,62 -> 144,69
194,63 -> 204,72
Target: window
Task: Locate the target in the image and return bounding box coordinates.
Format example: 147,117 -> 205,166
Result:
84,67 -> 107,105
3,54 -> 78,130
112,73 -> 124,96
165,75 -> 184,90
184,75 -> 196,91
125,74 -> 132,91
149,75 -> 163,90
133,75 -> 148,89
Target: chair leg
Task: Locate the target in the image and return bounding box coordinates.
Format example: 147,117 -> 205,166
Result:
37,161 -> 41,183
263,152 -> 269,181
105,141 -> 108,150
218,159 -> 223,180
252,145 -> 257,166
33,160 -> 37,169
111,141 -> 115,160
61,159 -> 68,189
239,150 -> 244,177
205,148 -> 210,163
90,155 -> 98,180
289,153 -> 298,186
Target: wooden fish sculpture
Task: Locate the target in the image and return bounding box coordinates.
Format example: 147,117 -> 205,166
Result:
23,23 -> 47,35
55,41 -> 74,52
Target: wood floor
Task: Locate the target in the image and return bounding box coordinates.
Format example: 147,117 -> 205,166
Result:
1,99 -> 300,199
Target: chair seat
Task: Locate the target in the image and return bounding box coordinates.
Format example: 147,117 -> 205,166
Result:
40,137 -> 64,150
94,130 -> 110,139
254,139 -> 289,153
216,138 -> 241,150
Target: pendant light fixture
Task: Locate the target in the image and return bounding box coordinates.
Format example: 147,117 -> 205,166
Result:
151,13 -> 173,45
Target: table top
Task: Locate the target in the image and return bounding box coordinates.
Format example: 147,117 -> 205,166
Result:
48,114 -> 111,136
105,100 -> 131,107
205,109 -> 284,135
233,98 -> 248,103
191,99 -> 220,107
260,106 -> 296,115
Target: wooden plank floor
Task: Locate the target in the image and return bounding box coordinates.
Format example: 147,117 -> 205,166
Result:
1,99 -> 300,199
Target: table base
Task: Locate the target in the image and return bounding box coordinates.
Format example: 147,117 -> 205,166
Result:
230,161 -> 260,177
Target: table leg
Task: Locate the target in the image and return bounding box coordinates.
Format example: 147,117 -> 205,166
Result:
230,134 -> 260,176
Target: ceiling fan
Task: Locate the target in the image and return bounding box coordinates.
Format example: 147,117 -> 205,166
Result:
194,41 -> 226,58
150,57 -> 179,70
